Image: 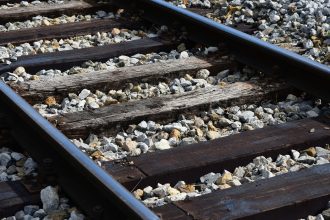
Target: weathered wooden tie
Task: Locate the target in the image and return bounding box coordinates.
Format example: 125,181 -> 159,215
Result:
0,18 -> 144,45
0,0 -> 112,22
13,57 -> 233,104
50,80 -> 292,139
154,163 -> 330,220
104,116 -> 330,189
0,181 -> 40,217
0,37 -> 175,73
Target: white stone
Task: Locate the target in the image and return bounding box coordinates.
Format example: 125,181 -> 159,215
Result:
155,139 -> 171,150
40,186 -> 59,213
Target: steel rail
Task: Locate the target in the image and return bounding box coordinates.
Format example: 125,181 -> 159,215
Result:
0,81 -> 159,220
110,0 -> 330,101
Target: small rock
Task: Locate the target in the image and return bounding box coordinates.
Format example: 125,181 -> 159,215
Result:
170,129 -> 181,139
216,170 -> 232,185
13,67 -> 26,76
78,89 -> 91,100
303,147 -> 317,157
15,210 -> 25,220
218,117 -> 232,127
218,183 -> 231,190
297,155 -> 316,165
239,111 -> 255,122
179,51 -> 189,59
40,186 -> 59,213
138,142 -> 149,153
206,130 -> 221,140
69,210 -> 85,220
122,139 -> 138,152
291,149 -> 300,160
315,147 -> 330,158
0,152 -> 11,167
138,121 -> 148,130
155,139 -> 171,150
286,94 -> 297,101
44,96 -> 57,106
196,69 -> 210,79
133,189 -> 144,199
111,28 -> 121,36
11,152 -> 25,161
24,205 -> 39,215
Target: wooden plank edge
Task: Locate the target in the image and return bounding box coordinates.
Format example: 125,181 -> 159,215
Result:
103,116 -> 330,190
0,1 -> 114,22
0,37 -> 176,73
171,163 -> 330,220
0,180 -> 41,217
15,57 -> 234,104
0,18 -> 144,46
52,80 -> 295,139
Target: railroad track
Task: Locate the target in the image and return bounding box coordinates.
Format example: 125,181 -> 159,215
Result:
0,0 -> 330,219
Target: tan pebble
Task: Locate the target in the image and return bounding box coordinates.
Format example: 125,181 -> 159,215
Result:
133,189 -> 144,199
168,187 -> 180,196
179,184 -> 195,193
310,128 -> 315,133
218,184 -> 231,190
218,82 -> 227,87
196,128 -> 204,137
216,170 -> 232,185
122,139 -> 138,152
30,75 -> 39,80
111,28 -> 121,35
184,74 -> 193,81
42,19 -> 50,26
207,122 -> 218,131
303,147 -> 317,157
44,96 -> 57,106
131,85 -> 142,93
13,66 -> 25,76
104,97 -> 118,105
210,112 -> 221,121
206,130 -> 221,140
91,150 -> 102,159
170,129 -> 181,139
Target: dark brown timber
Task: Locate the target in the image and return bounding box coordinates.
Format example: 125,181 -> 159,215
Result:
103,116 -> 330,190
13,57 -> 234,104
154,163 -> 330,220
50,81 -> 292,139
0,18 -> 144,45
0,37 -> 175,73
0,1 -> 112,22
0,181 -> 40,217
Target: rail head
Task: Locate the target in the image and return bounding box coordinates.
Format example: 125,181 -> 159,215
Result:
0,81 -> 159,220
110,0 -> 330,101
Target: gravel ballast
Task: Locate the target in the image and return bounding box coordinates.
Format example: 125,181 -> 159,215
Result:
70,93 -> 328,162
0,147 -> 37,182
132,145 -> 330,208
168,0 -> 330,65
2,185 -> 85,220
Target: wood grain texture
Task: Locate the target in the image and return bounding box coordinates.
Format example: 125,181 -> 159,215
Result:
0,18 -> 143,45
51,80 -> 292,139
104,117 -> 330,190
14,57 -> 233,104
0,37 -> 175,73
0,181 -> 40,217
0,1 -> 112,22
173,163 -> 330,220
